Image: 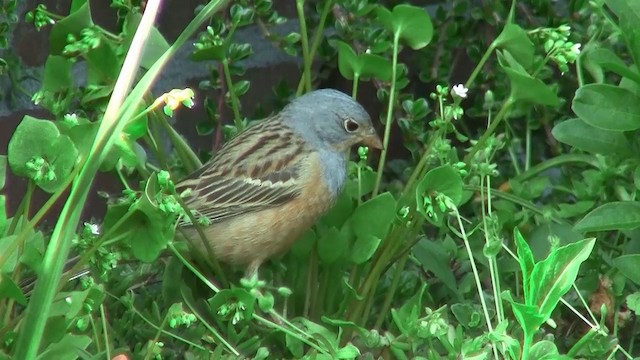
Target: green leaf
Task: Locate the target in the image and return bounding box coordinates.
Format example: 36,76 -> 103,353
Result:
48,1 -> 94,55
502,291 -> 546,336
572,84 -> 640,131
529,340 -> 560,359
529,238 -> 596,320
85,40 -> 120,84
584,46 -> 640,84
413,238 -> 458,295
124,12 -> 170,69
606,0 -> 640,69
8,116 -> 79,193
552,118 -> 631,155
514,228 -> 535,302
336,40 -> 392,82
502,66 -> 560,106
391,283 -> 426,335
317,227 -> 349,263
574,201 -> 640,232
42,56 -> 73,92
191,40 -> 229,61
376,4 -> 433,50
349,192 -> 396,240
0,273 -> 27,305
337,41 -> 359,80
613,254 -> 640,285
36,334 -> 92,360
494,23 -> 535,69
416,165 -> 463,225
349,235 -> 381,264
336,344 -> 361,359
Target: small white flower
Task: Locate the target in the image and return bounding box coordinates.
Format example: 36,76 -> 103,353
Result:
65,296 -> 72,304
85,222 -> 100,235
452,84 -> 468,99
571,43 -> 581,55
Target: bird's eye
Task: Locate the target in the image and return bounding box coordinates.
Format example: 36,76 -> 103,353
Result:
343,118 -> 360,133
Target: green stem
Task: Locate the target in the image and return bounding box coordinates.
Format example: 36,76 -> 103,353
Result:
12,3 -> 230,358
512,153 -> 598,183
463,97 -> 514,164
143,311 -> 169,360
352,75 -> 360,99
372,32 -> 400,197
296,0 -> 333,94
464,43 -> 496,90
222,58 -> 243,129
453,209 -> 495,337
154,111 -> 202,172
296,0 -> 312,95
373,253 -> 408,329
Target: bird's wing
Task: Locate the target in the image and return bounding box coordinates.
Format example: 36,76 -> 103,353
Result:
176,119 -> 311,225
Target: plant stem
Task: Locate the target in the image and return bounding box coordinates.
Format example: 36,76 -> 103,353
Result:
222,58 -> 243,130
463,97 -> 514,164
372,32 -> 400,197
12,2 -> 230,357
296,0 -> 333,94
296,0 -> 312,95
464,43 -> 496,90
374,253 -> 408,329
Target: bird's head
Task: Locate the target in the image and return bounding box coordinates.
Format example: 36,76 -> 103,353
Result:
282,89 -> 383,152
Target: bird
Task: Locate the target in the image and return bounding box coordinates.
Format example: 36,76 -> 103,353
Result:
175,89 -> 382,278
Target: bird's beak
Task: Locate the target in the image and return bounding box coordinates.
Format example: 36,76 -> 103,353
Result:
361,131 -> 383,150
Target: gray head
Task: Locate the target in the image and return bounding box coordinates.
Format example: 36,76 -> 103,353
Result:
280,89 -> 382,151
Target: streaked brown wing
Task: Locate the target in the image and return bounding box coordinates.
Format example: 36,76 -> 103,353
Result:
176,118 -> 310,225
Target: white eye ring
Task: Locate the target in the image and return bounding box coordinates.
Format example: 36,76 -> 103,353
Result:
343,118 -> 360,133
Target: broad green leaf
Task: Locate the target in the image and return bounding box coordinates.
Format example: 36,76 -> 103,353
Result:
574,201 -> 640,232
86,40 -> 120,84
42,56 -> 73,92
503,66 -> 560,106
572,84 -> 640,131
128,174 -> 176,262
391,283 -> 427,334
451,303 -> 482,328
48,1 -> 94,55
514,228 -> 535,302
413,239 -> 458,295
0,273 -> 27,305
317,227 -> 348,263
584,46 -> 640,84
361,53 -> 392,81
552,118 -> 631,155
530,238 -> 595,320
290,229 -> 316,257
36,334 -> 92,360
337,41 -> 359,80
606,0 -> 640,69
529,340 -> 560,359
124,12 -> 170,69
502,291 -> 546,336
376,4 -> 433,50
613,254 -> 640,285
349,192 -> 396,240
416,165 -> 463,225
494,23 -> 535,69
349,234 -> 381,264
336,344 -> 361,359
191,41 -> 229,61
8,116 -> 79,193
